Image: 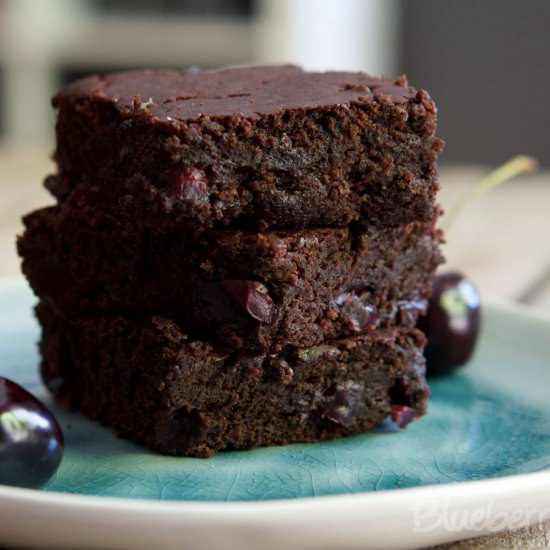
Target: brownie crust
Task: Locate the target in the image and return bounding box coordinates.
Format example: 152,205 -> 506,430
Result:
50,65 -> 443,233
19,197 -> 444,352
38,302 -> 429,457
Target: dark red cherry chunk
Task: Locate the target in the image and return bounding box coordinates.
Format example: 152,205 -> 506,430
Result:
418,272 -> 481,376
0,376 -> 64,488
221,280 -> 274,323
319,382 -> 362,428
390,404 -> 415,428
168,165 -> 208,202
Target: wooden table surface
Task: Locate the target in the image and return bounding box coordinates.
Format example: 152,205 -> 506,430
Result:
1,145 -> 549,549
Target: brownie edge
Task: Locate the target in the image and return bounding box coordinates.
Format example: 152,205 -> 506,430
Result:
51,65 -> 443,233
19,198 -> 444,352
38,303 -> 429,458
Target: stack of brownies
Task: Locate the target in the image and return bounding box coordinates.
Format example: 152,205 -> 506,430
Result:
18,66 -> 444,457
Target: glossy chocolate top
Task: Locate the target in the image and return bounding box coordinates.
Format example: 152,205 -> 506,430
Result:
54,65 -> 416,122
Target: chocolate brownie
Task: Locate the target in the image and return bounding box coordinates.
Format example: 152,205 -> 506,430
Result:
19,197 -> 444,352
50,65 -> 443,233
37,302 -> 429,457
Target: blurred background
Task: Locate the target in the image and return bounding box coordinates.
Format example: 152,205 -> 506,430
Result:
0,0 -> 549,307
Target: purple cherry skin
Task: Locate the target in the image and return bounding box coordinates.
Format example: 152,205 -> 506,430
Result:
0,376 -> 64,488
418,272 -> 481,376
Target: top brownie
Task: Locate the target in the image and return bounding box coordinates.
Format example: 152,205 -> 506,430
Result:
50,65 -> 443,233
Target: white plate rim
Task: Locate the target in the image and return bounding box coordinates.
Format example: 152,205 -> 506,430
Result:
1,470 -> 550,550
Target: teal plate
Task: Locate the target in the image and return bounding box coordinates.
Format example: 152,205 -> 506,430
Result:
1,281 -> 550,502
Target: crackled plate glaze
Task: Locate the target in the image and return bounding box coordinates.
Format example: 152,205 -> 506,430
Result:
1,280 -> 550,549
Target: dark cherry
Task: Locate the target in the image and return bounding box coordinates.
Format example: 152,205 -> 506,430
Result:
319,382 -> 362,428
221,280 -> 274,323
418,272 -> 481,376
335,292 -> 377,332
168,165 -> 208,201
390,404 -> 415,428
0,377 -> 64,488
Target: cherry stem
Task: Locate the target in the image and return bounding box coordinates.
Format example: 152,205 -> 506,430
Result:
443,155 -> 539,231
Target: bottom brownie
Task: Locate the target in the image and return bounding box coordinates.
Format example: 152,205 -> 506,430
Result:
38,303 -> 429,457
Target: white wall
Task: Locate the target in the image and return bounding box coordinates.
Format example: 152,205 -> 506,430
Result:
254,0 -> 400,76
